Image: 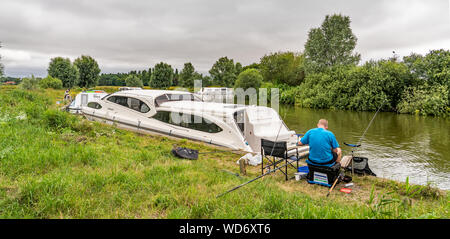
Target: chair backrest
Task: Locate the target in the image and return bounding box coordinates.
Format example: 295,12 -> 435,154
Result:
261,139 -> 287,158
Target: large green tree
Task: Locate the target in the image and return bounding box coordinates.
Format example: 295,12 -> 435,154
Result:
259,52 -> 305,86
209,56 -> 239,87
74,55 -> 101,88
179,62 -> 196,87
48,57 -> 79,88
304,14 -> 360,74
234,68 -> 263,90
125,75 -> 144,87
151,62 -> 173,88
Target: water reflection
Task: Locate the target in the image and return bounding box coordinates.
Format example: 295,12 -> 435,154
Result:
280,105 -> 450,190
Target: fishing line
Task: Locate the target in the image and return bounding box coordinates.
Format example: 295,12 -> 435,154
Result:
356,99 -> 387,146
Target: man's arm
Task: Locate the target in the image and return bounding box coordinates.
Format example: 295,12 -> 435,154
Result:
298,131 -> 310,146
330,133 -> 342,162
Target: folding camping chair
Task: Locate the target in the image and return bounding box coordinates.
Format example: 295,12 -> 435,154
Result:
261,139 -> 299,181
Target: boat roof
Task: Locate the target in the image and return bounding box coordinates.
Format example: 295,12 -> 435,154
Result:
110,89 -> 193,98
158,100 -> 247,115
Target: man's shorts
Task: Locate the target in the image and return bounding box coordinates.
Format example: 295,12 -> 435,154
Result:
332,151 -> 338,163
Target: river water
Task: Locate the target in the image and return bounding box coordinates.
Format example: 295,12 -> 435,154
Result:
279,105 -> 450,190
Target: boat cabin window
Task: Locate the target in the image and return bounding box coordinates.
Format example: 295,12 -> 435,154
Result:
107,96 -> 151,113
152,111 -> 223,133
87,102 -> 102,109
234,110 -> 245,135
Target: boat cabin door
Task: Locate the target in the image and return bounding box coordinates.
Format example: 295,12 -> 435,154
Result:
81,94 -> 88,107
243,113 -> 259,152
234,109 -> 259,152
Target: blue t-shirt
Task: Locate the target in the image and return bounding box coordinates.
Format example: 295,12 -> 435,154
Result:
300,128 -> 339,167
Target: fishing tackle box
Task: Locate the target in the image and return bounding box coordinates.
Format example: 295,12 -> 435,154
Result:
306,163 -> 340,187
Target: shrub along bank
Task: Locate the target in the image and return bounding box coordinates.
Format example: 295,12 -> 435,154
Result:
259,51 -> 449,117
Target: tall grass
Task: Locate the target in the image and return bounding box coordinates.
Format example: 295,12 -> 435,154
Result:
0,87 -> 447,218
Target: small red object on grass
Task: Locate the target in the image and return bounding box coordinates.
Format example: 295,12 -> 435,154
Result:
340,188 -> 352,194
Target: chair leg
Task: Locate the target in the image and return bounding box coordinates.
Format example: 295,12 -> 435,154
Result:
261,148 -> 263,175
285,160 -> 288,181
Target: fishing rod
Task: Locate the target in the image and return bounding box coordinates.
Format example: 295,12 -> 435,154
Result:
357,99 -> 387,146
217,160 -> 292,198
216,109 -> 292,198
343,99 -> 387,176
344,99 -> 387,148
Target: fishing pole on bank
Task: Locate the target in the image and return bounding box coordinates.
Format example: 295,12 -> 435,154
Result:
216,111 -> 289,198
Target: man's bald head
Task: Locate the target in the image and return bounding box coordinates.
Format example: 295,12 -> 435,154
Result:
317,119 -> 328,129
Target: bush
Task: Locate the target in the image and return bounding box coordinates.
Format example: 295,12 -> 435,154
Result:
38,76 -> 63,89
296,61 -> 410,111
234,69 -> 263,90
43,109 -> 75,130
125,75 -> 144,87
397,85 -> 449,116
20,76 -> 39,90
280,86 -> 300,105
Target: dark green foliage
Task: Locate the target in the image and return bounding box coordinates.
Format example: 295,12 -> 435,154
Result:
304,14 -> 360,74
142,69 -> 151,86
99,73 -> 120,86
209,57 -> 239,87
235,62 -> 243,76
259,52 -> 305,86
172,69 -> 179,86
38,76 -> 63,89
43,109 -> 75,130
403,49 -> 450,101
234,69 -> 263,90
297,61 -> 411,111
397,85 -> 449,116
151,62 -> 173,88
179,62 -> 196,88
242,63 -> 260,71
47,57 -> 79,88
74,55 -> 101,88
125,75 -> 144,87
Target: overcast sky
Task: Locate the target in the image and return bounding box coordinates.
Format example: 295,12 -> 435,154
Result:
1,0 -> 449,77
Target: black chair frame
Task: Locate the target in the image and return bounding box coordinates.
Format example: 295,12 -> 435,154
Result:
261,139 -> 299,181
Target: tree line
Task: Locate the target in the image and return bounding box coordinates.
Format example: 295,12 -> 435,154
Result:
3,14 -> 448,116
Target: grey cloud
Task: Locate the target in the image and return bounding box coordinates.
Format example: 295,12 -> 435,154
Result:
0,0 -> 449,77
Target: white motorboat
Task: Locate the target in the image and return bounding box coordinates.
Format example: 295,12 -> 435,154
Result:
80,89 -> 303,154
66,90 -> 108,114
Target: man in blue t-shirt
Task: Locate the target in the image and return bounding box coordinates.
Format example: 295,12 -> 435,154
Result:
298,119 -> 342,167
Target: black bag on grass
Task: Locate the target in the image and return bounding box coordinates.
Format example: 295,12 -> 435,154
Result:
171,147 -> 199,160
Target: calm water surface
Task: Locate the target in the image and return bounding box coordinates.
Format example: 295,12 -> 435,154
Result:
279,105 -> 450,190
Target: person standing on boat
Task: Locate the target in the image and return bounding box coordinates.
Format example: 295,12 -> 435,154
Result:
298,119 -> 342,167
64,89 -> 71,101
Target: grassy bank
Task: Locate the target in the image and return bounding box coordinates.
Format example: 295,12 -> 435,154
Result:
0,87 -> 448,218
